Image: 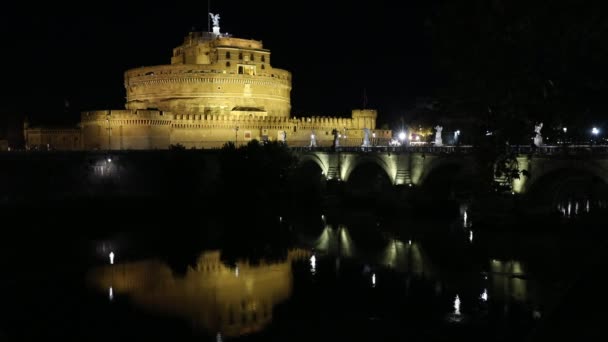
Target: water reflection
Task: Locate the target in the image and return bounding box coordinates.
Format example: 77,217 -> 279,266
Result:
379,239 -> 435,278
557,198 -> 606,218
489,259 -> 527,302
480,288 -> 488,302
87,249 -> 309,337
454,295 -> 461,315
314,224 -> 355,258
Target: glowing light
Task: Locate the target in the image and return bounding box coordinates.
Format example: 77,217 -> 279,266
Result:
235,266 -> 239,277
469,230 -> 473,243
321,214 -> 325,221
463,211 -> 468,227
109,287 -> 114,301
109,251 -> 115,265
216,332 -> 223,342
454,295 -> 461,315
310,255 -> 316,275
567,201 -> 572,217
592,127 -> 600,135
586,200 -> 590,213
372,132 -> 376,138
279,216 -> 282,223
398,132 -> 406,141
107,158 -> 112,163
563,127 -> 568,133
311,134 -> 315,139
480,288 -> 488,302
372,273 -> 376,287
408,240 -> 412,245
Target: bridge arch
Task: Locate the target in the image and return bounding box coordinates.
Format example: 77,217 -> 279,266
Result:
417,156 -> 477,186
297,153 -> 330,177
523,162 -> 608,206
525,167 -> 608,211
340,154 -> 396,184
522,160 -> 608,195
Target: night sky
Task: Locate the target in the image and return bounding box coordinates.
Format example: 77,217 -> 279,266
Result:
1,1 -> 606,141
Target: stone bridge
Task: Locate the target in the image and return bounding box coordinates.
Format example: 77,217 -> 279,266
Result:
293,145 -> 608,195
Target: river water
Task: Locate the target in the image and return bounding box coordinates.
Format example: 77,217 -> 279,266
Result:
2,203 -> 606,341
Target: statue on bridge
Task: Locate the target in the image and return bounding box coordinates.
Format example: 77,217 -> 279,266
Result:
362,128 -> 371,148
310,130 -> 317,148
278,130 -> 287,144
533,122 -> 543,147
434,125 -> 443,147
332,128 -> 340,150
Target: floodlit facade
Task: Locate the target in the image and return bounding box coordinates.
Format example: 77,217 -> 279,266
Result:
24,16 -> 391,150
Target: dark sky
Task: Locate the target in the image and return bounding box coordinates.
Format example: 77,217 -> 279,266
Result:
0,2 -> 437,128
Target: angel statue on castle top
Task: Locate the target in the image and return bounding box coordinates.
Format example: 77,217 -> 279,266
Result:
209,13 -> 220,28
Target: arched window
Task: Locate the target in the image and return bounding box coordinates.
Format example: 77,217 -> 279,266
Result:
238,52 -> 243,59
225,51 -> 231,59
261,55 -> 266,62
261,64 -> 265,70
226,61 -> 231,67
250,53 -> 254,61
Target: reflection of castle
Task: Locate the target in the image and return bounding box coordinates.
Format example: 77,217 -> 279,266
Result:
87,249 -> 309,337
24,15 -> 391,150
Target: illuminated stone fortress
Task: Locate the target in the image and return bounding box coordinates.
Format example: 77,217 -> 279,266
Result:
24,14 -> 391,150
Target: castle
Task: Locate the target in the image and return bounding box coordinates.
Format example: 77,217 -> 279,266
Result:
24,15 -> 391,150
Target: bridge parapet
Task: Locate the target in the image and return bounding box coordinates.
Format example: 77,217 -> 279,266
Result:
291,145 -> 475,154
508,145 -> 608,155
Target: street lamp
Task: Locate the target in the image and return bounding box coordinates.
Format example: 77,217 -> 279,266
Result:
398,131 -> 406,146
454,130 -> 461,145
591,127 -> 600,146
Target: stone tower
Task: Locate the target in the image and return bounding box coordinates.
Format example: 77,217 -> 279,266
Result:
124,25 -> 291,118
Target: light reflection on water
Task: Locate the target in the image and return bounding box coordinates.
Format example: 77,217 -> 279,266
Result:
379,239 -> 435,278
88,249 -> 309,337
557,199 -> 606,218
489,259 -> 528,303
87,220 -> 546,339
313,224 -> 355,258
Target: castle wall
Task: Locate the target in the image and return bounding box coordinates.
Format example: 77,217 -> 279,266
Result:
81,110 -> 172,150
24,128 -> 82,150
74,109 -> 390,150
125,66 -> 291,117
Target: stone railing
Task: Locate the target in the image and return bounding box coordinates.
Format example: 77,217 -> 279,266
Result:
508,144 -> 608,155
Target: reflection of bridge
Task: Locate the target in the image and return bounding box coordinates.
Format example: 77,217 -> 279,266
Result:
307,224 -> 529,303
294,145 -> 608,194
